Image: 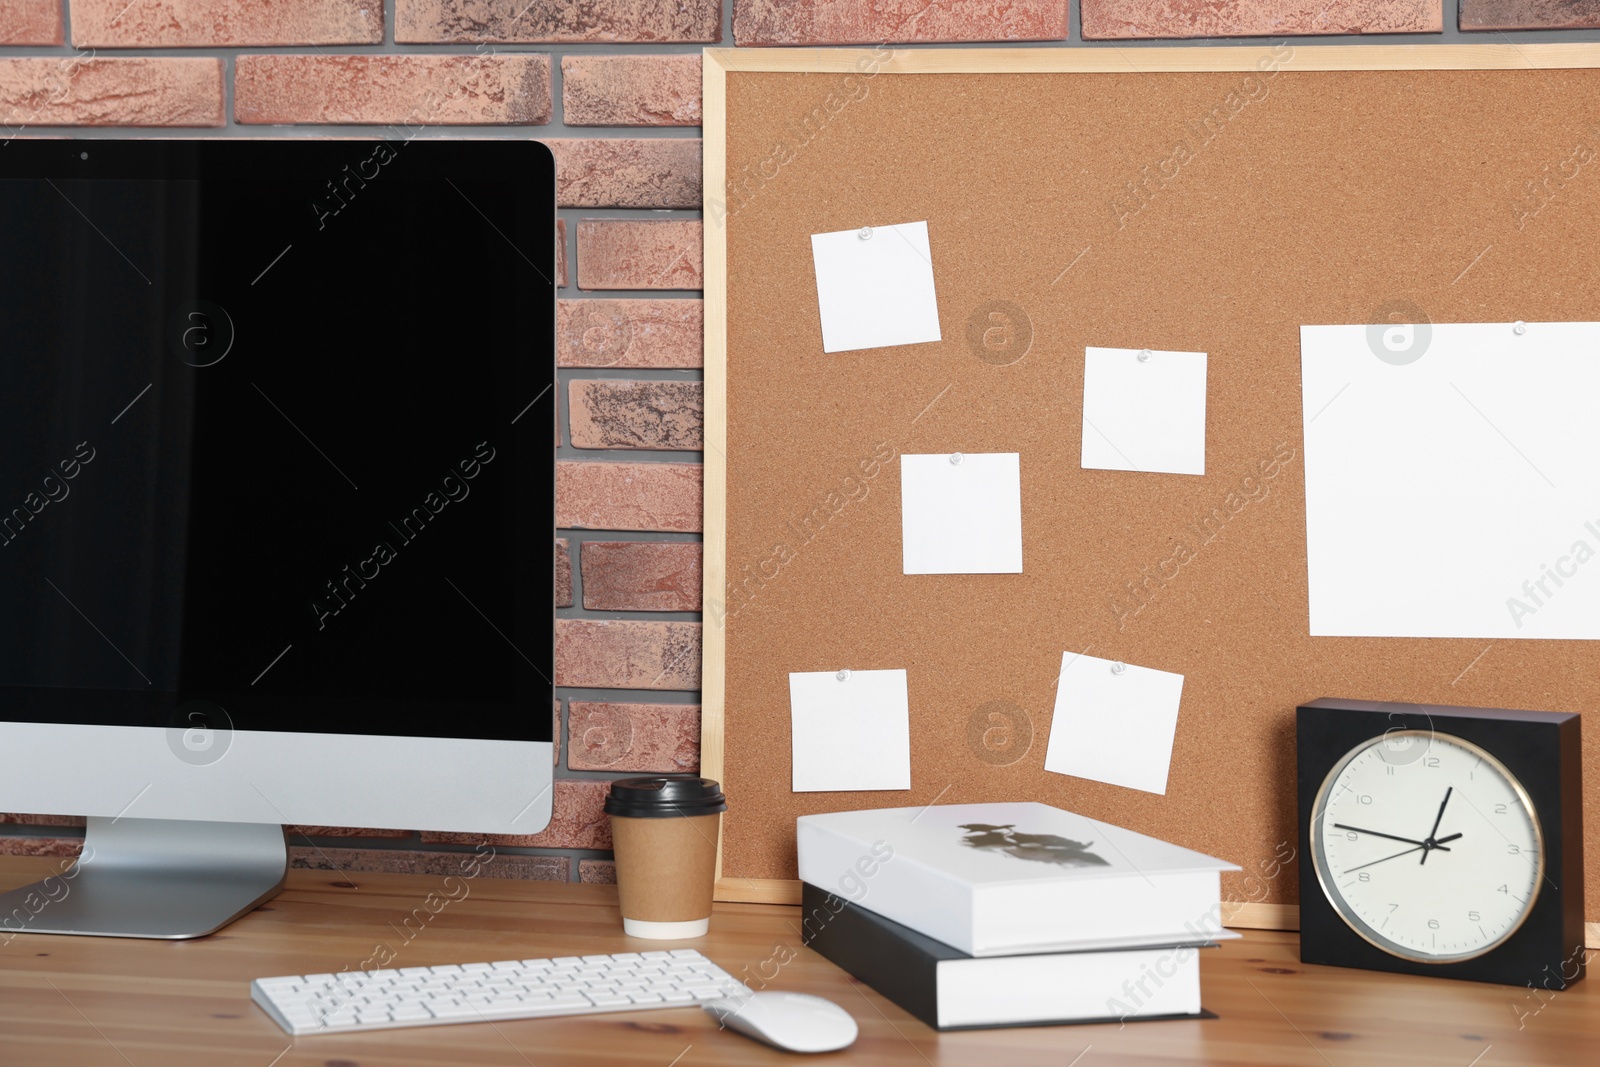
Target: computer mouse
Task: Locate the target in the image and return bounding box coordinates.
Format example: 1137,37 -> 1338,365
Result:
703,991 -> 859,1053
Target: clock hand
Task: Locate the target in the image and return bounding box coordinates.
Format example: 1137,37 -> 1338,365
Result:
1332,824 -> 1431,848
1340,837 -> 1454,874
1421,787 -> 1454,866
1432,832 -> 1462,846
1344,845 -> 1427,873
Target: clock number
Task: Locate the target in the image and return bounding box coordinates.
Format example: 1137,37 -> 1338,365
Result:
1423,757 -> 1440,768
1385,765 -> 1394,776
1497,884 -> 1509,894
1358,795 -> 1372,805
1346,831 -> 1358,841
1468,911 -> 1480,921
1494,803 -> 1507,815
1507,844 -> 1521,855
1427,919 -> 1440,930
1358,872 -> 1370,882
1387,903 -> 1399,912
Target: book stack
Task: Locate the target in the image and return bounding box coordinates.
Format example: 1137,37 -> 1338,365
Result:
796,802 -> 1239,1030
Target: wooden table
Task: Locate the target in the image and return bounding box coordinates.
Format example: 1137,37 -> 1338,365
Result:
0,856 -> 1593,1065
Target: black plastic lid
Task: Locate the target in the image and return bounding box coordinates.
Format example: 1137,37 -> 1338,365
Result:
604,777 -> 727,819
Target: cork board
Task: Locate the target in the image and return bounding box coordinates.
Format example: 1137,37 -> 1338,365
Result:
701,45 -> 1600,931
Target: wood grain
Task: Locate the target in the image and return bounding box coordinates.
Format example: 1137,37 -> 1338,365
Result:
702,47 -> 1600,922
1,857 -> 1595,1065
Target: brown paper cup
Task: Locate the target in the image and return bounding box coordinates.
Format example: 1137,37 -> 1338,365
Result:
611,812 -> 721,939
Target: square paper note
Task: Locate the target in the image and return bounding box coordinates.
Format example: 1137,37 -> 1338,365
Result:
1044,652 -> 1184,795
1081,347 -> 1207,476
810,221 -> 942,353
1302,321 -> 1600,638
900,452 -> 1023,574
790,669 -> 912,792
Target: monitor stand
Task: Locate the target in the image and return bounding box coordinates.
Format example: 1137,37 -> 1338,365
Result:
0,817 -> 287,940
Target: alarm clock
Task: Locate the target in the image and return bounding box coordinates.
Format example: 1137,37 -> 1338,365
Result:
1297,698 -> 1585,986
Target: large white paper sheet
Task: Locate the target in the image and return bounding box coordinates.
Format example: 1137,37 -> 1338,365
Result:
1302,321 -> 1600,639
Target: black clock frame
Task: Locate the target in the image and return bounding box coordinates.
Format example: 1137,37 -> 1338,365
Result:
1297,698 -> 1585,988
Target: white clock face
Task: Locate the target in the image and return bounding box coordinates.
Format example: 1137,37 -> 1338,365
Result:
1311,730 -> 1543,962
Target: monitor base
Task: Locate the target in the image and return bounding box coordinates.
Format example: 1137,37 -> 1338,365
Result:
0,816 -> 287,940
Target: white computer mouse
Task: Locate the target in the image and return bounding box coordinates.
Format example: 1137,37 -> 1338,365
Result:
703,991 -> 859,1053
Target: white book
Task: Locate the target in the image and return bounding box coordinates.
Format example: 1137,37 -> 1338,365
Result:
797,802 -> 1240,957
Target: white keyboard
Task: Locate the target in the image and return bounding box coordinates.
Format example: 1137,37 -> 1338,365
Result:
251,948 -> 750,1035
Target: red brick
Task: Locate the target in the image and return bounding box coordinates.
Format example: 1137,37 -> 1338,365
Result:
397,0 -> 721,43
0,836 -> 80,857
0,813 -> 83,826
557,461 -> 702,532
562,55 -> 701,126
568,380 -> 703,452
1081,0 -> 1440,38
421,779 -> 612,849
577,859 -> 617,884
0,58 -> 222,127
286,825 -> 412,838
556,537 -> 574,607
235,54 -> 551,125
1462,0 -> 1600,28
556,218 -> 568,289
557,299 -> 702,369
547,138 -> 701,210
568,701 -> 700,773
72,0 -> 381,47
735,0 -> 1067,44
290,846 -> 569,880
581,541 -> 702,612
555,619 -> 701,690
553,698 -> 562,766
0,0 -> 61,44
577,220 -> 702,291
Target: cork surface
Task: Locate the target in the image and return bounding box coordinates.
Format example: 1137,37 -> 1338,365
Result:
719,66 -> 1600,917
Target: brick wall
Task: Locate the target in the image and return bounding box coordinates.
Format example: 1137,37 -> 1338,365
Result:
3,0 -> 1598,883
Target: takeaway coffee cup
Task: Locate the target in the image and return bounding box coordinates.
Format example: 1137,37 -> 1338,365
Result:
604,777 -> 727,939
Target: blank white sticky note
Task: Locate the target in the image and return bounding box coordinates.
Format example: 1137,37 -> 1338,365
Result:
1081,347 -> 1207,475
789,669 -> 912,792
810,221 -> 942,353
1303,322 -> 1600,639
900,452 -> 1023,575
1044,652 -> 1183,795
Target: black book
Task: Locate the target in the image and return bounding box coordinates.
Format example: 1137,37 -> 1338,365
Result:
799,882 -> 1217,1031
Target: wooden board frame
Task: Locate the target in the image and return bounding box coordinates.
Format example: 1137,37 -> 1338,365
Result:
700,43 -> 1600,947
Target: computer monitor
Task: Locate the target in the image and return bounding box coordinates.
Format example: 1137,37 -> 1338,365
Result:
0,139 -> 557,939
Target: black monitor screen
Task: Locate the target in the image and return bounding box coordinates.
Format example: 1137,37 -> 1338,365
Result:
0,140 -> 556,742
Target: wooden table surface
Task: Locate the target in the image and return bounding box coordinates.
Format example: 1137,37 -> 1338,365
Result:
0,856 -> 1593,1066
